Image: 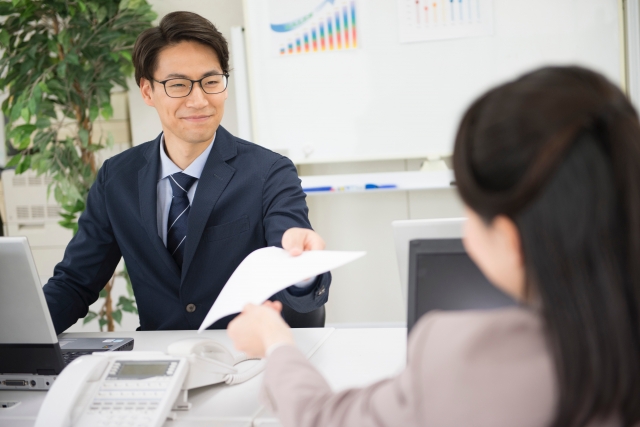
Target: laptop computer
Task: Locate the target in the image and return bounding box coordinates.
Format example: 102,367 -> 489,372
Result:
392,218 -> 465,303
407,238 -> 516,333
0,237 -> 134,390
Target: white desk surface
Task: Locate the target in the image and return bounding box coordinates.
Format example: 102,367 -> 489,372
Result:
0,328 -> 333,427
253,328 -> 407,427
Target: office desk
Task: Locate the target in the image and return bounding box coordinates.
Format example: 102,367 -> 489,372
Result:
0,328 -> 407,427
0,328 -> 333,427
253,328 -> 407,427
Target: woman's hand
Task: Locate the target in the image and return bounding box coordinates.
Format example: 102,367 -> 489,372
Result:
227,301 -> 295,358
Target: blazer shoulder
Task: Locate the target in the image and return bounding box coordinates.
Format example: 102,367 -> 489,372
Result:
229,135 -> 294,177
413,307 -> 547,362
408,308 -> 557,425
97,139 -> 157,184
410,307 -> 556,424
234,136 -> 285,161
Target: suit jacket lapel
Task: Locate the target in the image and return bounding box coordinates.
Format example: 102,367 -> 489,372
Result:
138,134 -> 181,280
181,126 -> 237,283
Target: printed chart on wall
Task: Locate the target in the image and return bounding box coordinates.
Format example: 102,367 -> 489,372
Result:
269,0 -> 358,57
398,0 -> 494,43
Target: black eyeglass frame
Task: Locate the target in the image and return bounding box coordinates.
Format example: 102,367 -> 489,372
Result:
152,73 -> 230,98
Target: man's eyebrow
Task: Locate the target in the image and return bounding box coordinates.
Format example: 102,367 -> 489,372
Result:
163,70 -> 224,79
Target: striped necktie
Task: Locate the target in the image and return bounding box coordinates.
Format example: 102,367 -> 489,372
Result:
167,172 -> 197,268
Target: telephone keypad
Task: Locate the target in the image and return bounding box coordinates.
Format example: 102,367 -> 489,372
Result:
78,359 -> 184,427
88,381 -> 170,427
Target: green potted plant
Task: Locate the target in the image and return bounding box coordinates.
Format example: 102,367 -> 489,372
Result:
0,0 -> 156,330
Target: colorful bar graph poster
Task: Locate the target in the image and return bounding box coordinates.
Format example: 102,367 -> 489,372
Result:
398,0 -> 493,43
269,0 -> 358,57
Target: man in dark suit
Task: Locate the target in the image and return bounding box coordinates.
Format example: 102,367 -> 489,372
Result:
43,11 -> 331,334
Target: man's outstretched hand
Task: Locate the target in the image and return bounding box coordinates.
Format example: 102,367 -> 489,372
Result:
281,228 -> 325,256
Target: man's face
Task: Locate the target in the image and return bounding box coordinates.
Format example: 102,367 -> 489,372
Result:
140,40 -> 228,146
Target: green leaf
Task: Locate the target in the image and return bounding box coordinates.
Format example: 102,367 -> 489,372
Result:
17,134 -> 31,149
83,311 -> 98,325
99,288 -> 107,298
5,154 -> 21,168
10,103 -> 22,122
20,107 -> 30,123
79,128 -> 89,147
32,84 -> 42,101
96,6 -> 107,23
120,51 -> 132,62
98,317 -> 107,331
47,38 -> 58,55
15,156 -> 31,174
106,132 -> 114,149
28,96 -> 37,114
116,295 -> 138,314
112,309 -> 122,325
57,62 -> 66,78
0,2 -> 14,14
101,103 -> 113,120
66,53 -> 79,65
0,30 -> 9,48
35,116 -> 51,129
118,0 -> 130,11
8,124 -> 36,140
89,105 -> 99,122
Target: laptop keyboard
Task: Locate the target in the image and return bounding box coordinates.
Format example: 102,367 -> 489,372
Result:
62,351 -> 93,366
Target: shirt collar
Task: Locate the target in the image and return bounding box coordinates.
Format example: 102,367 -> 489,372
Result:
159,132 -> 216,180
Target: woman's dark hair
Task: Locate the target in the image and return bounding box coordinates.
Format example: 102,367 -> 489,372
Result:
453,66 -> 640,427
132,11 -> 229,86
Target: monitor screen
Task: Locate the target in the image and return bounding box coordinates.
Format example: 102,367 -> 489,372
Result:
407,239 -> 516,332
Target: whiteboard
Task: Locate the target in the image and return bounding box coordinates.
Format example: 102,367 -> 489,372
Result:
243,0 -> 622,164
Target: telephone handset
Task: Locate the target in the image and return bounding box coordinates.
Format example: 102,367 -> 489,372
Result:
166,338 -> 265,389
35,338 -> 265,427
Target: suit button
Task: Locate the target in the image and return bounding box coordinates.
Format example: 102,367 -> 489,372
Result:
317,287 -> 325,296
186,304 -> 196,313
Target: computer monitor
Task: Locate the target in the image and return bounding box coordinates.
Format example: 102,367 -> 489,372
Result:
392,218 -> 465,303
407,238 -> 516,333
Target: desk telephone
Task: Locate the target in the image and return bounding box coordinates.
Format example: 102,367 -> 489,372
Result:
34,338 -> 265,427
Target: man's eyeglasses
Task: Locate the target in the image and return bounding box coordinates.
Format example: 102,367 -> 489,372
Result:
153,74 -> 230,98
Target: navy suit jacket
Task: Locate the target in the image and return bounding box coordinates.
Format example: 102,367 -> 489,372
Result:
43,126 -> 331,334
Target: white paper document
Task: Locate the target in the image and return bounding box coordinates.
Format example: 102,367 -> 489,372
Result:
198,247 -> 366,331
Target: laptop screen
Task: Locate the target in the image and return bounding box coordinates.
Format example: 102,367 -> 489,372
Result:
407,238 -> 516,332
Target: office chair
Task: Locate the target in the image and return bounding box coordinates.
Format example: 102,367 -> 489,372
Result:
281,304 -> 326,328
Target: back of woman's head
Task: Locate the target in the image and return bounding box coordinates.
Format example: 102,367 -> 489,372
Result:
453,66 -> 640,427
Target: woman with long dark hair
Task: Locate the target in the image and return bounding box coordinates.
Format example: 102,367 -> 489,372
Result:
227,66 -> 640,427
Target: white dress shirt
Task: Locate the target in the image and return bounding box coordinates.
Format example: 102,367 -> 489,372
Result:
155,133 -> 315,289
156,133 -> 214,246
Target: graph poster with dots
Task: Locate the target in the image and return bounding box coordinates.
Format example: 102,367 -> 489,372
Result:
398,0 -> 494,43
269,0 -> 358,57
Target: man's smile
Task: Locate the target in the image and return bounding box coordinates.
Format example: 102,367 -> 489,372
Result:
181,114 -> 212,123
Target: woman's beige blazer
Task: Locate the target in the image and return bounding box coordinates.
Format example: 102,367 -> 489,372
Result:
261,307 -> 620,427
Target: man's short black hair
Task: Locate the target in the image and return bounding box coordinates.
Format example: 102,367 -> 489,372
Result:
132,11 -> 229,86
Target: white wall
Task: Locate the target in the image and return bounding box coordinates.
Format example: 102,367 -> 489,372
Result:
300,160 -> 464,326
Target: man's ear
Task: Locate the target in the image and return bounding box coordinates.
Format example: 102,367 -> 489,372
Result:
140,78 -> 155,107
